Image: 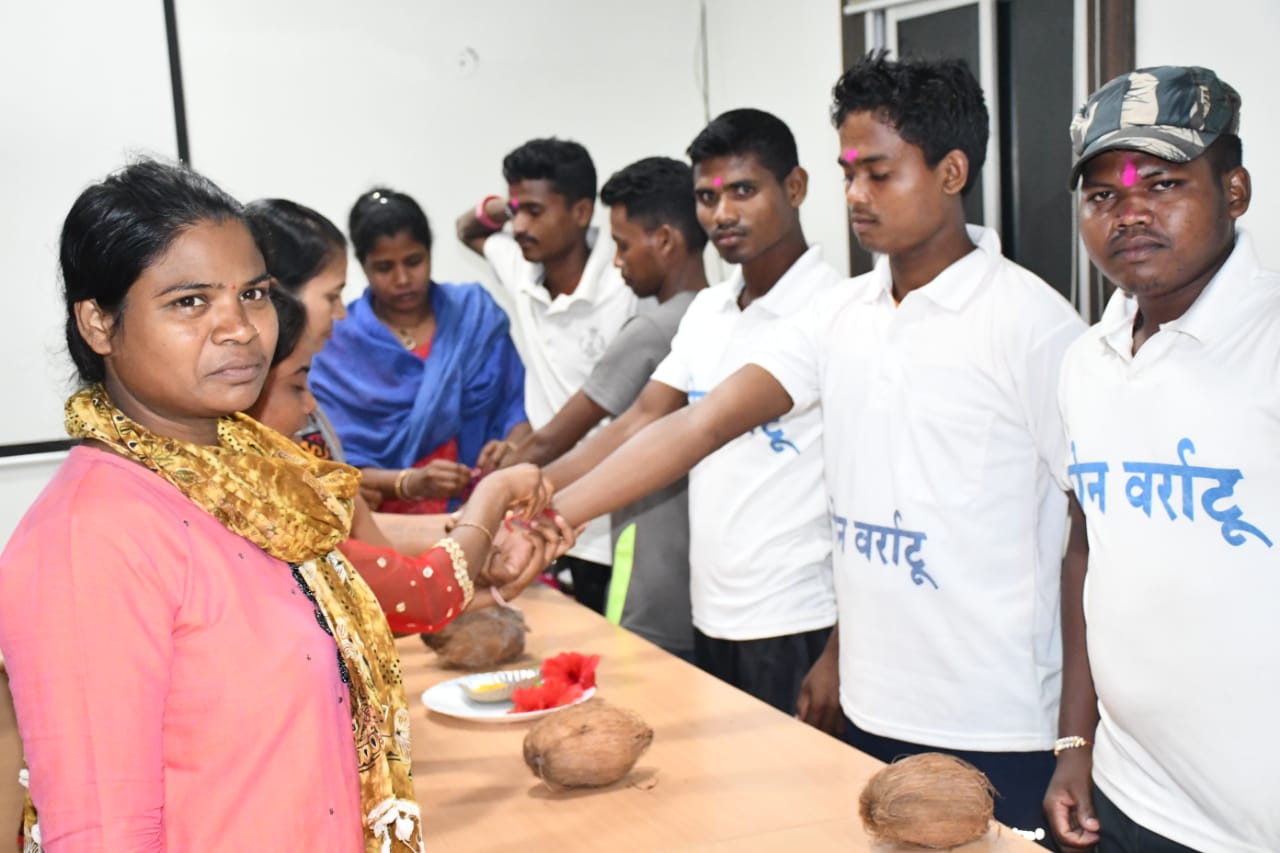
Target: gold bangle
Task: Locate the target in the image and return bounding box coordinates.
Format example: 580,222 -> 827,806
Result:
436,537 -> 475,608
1053,735 -> 1091,757
451,520 -> 494,546
394,468 -> 413,501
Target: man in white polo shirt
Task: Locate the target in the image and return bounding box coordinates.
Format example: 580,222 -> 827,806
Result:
548,109 -> 840,714
548,56 -> 1085,840
457,138 -> 637,611
1046,67 -> 1279,853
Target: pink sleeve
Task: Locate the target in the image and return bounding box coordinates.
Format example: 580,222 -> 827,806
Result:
0,488 -> 180,851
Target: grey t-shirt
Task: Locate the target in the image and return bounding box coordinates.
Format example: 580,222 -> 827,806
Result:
582,291 -> 697,654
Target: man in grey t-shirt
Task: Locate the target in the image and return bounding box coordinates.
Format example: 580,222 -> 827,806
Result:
502,157 -> 708,654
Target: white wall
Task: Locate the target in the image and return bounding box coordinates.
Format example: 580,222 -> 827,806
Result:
0,455 -> 65,546
1134,0 -> 1279,268
704,0 -> 850,276
175,0 -> 713,307
0,1 -> 177,447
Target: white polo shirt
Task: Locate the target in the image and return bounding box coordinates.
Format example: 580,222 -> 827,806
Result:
650,246 -> 839,640
753,226 -> 1085,750
1058,232 -> 1280,853
484,228 -> 638,565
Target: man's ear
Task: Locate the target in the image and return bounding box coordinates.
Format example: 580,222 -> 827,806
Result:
652,223 -> 678,258
784,166 -> 809,208
1224,165 -> 1252,220
571,198 -> 594,228
939,149 -> 970,196
75,300 -> 117,357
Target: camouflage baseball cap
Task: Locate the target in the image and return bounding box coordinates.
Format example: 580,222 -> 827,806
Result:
1069,66 -> 1241,186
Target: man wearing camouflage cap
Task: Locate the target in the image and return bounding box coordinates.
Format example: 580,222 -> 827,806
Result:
1046,66 -> 1279,853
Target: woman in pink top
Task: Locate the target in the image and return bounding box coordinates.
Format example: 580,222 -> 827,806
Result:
0,160 -> 560,852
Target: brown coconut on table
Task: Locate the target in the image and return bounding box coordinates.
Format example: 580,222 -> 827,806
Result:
420,606 -> 527,669
859,752 -> 1002,851
523,699 -> 654,790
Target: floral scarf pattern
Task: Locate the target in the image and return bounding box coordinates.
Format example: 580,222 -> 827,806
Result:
22,386 -> 425,853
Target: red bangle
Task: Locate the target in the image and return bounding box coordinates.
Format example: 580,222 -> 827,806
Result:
475,195 -> 504,230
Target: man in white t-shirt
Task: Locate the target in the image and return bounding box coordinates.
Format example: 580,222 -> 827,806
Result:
500,157 -> 709,659
458,138 -> 637,611
1046,66 -> 1279,853
548,109 -> 840,714
547,56 -> 1085,840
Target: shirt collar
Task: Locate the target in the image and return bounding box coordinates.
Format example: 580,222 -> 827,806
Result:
860,225 -> 1001,310
1096,230 -> 1260,355
1159,230 -> 1259,343
714,245 -> 828,316
518,227 -> 616,307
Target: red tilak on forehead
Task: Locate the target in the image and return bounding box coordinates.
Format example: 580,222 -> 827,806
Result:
843,148 -> 858,163
712,177 -> 723,188
1122,160 -> 1138,187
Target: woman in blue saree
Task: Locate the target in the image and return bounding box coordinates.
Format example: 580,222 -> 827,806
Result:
310,188 -> 529,513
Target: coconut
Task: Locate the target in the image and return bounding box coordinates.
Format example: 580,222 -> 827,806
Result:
859,753 -> 995,850
420,607 -> 526,669
523,699 -> 653,789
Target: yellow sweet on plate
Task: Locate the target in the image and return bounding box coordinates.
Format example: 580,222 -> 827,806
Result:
460,667 -> 540,703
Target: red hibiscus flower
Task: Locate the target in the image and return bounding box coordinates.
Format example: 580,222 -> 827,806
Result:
509,652 -> 599,713
541,652 -> 600,690
511,680 -> 585,713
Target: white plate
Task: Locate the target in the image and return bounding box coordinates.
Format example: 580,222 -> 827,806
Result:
421,673 -> 596,723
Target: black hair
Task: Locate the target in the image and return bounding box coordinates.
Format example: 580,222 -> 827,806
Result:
600,157 -> 708,252
686,108 -> 799,183
60,158 -> 245,385
348,188 -> 432,264
831,51 -> 989,193
501,138 -> 597,204
268,285 -> 308,367
1202,133 -> 1244,177
245,199 -> 346,295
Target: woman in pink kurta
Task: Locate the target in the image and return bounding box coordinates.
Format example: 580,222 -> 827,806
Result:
0,448 -> 365,850
0,160 -> 560,852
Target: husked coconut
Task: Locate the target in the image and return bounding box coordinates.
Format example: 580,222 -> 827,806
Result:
420,607 -> 526,669
859,753 -> 995,849
523,699 -> 653,789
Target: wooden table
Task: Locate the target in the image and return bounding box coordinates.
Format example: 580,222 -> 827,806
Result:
402,585 -> 1042,852
0,585 -> 1042,851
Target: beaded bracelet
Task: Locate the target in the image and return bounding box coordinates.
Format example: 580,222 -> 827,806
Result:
436,537 -> 475,608
1053,735 -> 1090,757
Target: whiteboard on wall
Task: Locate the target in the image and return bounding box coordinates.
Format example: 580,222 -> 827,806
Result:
173,0 -> 712,323
0,1 -> 178,447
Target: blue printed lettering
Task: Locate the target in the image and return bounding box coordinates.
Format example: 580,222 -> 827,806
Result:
832,508 -> 937,589
1072,437 -> 1272,548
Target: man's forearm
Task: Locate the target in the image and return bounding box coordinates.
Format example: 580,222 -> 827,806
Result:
554,404 -> 717,526
544,382 -> 685,488
456,196 -> 510,255
1059,496 -> 1099,740
555,365 -> 794,527
508,392 -> 608,469
545,408 -> 654,487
